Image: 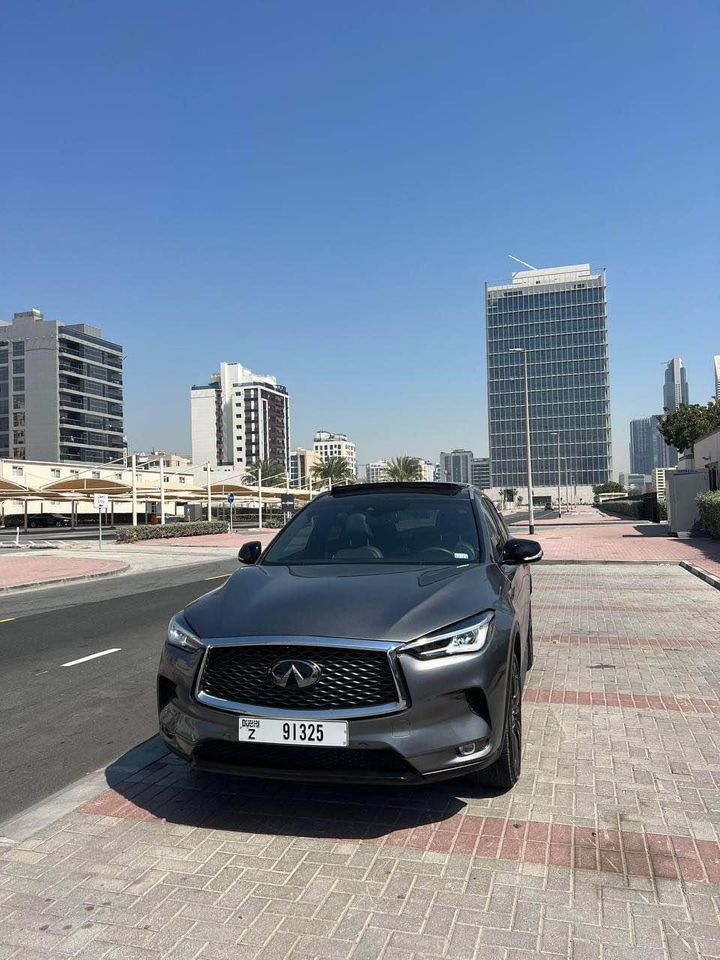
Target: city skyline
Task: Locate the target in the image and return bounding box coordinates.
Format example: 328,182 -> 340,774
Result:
2,3 -> 718,475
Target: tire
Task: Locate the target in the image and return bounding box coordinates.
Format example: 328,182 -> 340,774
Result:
526,610 -> 534,671
466,649 -> 522,791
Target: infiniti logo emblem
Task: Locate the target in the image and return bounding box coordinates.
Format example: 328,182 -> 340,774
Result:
269,659 -> 322,689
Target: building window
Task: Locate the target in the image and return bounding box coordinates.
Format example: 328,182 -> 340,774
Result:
12,342 -> 24,355
51,468 -> 61,478
179,476 -> 186,483
92,471 -> 101,479
11,465 -> 23,476
114,472 -> 123,480
70,469 -> 80,478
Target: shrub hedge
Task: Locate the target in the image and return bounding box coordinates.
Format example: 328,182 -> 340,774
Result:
117,520 -> 228,543
697,491 -> 720,538
598,500 -> 644,519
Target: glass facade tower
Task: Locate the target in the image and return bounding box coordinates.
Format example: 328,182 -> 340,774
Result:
486,264 -> 612,487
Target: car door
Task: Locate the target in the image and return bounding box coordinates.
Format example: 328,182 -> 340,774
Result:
479,499 -> 531,667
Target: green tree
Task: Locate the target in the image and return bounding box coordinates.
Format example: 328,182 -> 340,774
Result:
592,481 -> 625,495
382,456 -> 423,482
657,400 -> 720,454
246,459 -> 287,486
311,456 -> 355,490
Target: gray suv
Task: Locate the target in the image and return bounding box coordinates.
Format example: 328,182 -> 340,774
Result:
157,482 -> 541,790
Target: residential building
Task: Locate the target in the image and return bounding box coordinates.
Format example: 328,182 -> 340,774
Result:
440,449 -> 474,484
135,450 -> 191,470
416,459 -> 438,483
663,357 -> 689,413
313,431 -> 357,476
471,457 -> 491,488
0,309 -> 124,465
289,448 -> 320,488
486,264 -> 612,486
191,362 -> 289,472
652,466 -> 675,502
629,416 -> 665,475
714,355 -> 720,401
365,460 -> 387,483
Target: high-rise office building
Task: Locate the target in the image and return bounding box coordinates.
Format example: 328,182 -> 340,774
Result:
0,309 -> 124,464
471,457 -> 491,488
313,431 -> 357,476
663,358 -> 689,413
629,416 -> 665,476
191,362 -> 289,470
660,358 -> 689,467
439,449 -> 474,484
714,355 -> 720,401
486,264 -> 612,486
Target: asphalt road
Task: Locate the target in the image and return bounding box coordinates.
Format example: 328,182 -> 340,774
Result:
0,526 -> 119,542
0,559 -> 236,823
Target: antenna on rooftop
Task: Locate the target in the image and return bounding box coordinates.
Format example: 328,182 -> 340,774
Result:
508,254 -> 538,271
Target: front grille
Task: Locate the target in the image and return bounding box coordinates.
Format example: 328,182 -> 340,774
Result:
198,644 -> 399,710
195,741 -> 414,775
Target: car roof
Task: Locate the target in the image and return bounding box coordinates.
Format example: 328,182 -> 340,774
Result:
325,482 -> 471,499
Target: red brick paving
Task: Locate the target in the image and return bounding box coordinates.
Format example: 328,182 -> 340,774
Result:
510,507 -> 720,578
79,789 -> 720,884
0,555 -> 126,589
524,686 -> 720,714
538,632 -> 719,650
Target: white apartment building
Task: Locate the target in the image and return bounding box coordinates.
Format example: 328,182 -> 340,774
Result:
714,355 -> 720,401
365,460 -> 387,483
313,431 -> 357,476
652,466 -> 675,502
414,459 -> 438,482
191,362 -> 289,472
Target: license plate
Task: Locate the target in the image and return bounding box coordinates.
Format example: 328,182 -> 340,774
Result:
238,717 -> 348,747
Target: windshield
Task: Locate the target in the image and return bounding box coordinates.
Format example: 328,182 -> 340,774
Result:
261,491 -> 481,566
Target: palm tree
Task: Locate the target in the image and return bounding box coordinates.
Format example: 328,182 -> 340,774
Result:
245,459 -> 286,486
382,456 -> 423,482
311,456 -> 355,490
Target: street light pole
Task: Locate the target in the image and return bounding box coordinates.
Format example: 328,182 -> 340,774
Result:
257,465 -> 263,531
206,463 -> 212,522
552,432 -> 561,518
510,347 -> 535,535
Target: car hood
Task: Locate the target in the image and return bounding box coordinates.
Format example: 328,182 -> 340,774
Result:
184,562 -> 503,643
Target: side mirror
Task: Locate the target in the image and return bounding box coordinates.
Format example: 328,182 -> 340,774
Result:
501,538 -> 543,565
238,540 -> 262,564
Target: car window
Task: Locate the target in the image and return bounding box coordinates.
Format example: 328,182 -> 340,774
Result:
480,499 -> 508,558
262,491 -> 482,565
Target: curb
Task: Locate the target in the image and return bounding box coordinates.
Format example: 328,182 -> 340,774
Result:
540,559 -> 678,566
0,736 -> 170,845
0,562 -> 130,594
679,560 -> 720,592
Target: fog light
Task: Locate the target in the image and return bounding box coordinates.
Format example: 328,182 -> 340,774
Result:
457,742 -> 476,756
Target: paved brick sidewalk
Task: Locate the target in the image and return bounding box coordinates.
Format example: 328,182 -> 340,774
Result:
0,555 -> 127,591
1,563 -> 720,958
510,509 -> 720,579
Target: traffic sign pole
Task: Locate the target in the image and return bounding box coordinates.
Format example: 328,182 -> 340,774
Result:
227,492 -> 235,533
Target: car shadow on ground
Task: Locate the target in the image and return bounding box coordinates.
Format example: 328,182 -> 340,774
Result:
104,737 -> 503,841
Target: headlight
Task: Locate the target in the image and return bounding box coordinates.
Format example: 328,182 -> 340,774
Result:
402,612 -> 495,660
167,615 -> 202,652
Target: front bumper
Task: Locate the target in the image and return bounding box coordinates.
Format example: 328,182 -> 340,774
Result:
158,633 -> 510,785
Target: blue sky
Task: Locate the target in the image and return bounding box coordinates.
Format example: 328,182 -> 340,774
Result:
1,0 -> 718,475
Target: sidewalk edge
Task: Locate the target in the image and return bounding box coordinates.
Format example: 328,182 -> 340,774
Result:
680,560 -> 720,591
0,737 -> 169,845
0,562 -> 130,594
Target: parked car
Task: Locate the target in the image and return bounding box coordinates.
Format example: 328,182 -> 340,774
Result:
27,514 -> 72,528
158,482 -> 542,789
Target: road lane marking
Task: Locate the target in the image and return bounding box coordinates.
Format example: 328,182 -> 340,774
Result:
62,648 -> 121,667
205,574 -> 231,580
0,618 -> 15,624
